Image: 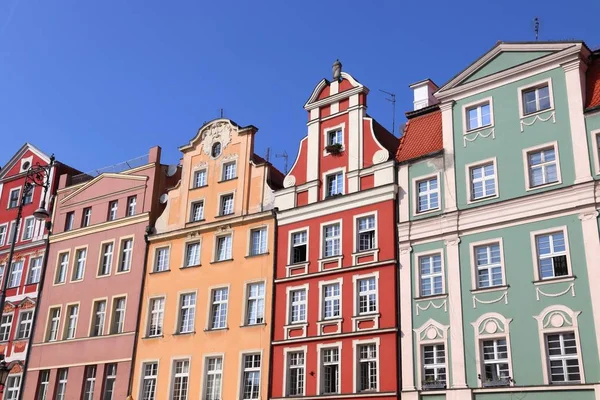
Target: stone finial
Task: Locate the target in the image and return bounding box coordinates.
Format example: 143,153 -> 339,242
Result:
332,59 -> 342,81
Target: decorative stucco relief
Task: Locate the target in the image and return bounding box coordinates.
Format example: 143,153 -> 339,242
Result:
416,299 -> 447,316
520,111 -> 556,132
463,128 -> 495,147
200,122 -> 234,155
535,282 -> 576,301
472,290 -> 508,308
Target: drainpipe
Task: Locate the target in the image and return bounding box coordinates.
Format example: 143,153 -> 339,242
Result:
393,163 -> 402,395
266,208 -> 278,400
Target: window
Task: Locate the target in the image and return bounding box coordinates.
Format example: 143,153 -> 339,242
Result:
536,231 -> 568,280
327,129 -> 343,146
178,293 -> 196,333
287,352 -> 305,396
17,310 -> 33,339
289,288 -> 307,324
190,201 -> 204,222
65,304 -> 78,339
82,207 -> 92,227
98,242 -> 114,276
470,163 -> 496,200
7,222 -> 16,244
325,172 -> 343,197
321,348 -> 339,394
220,194 -> 234,215
5,375 -> 21,400
91,300 -> 107,336
8,188 -> 20,208
36,370 -> 50,400
245,282 -> 265,325
481,339 -> 510,386
0,264 -> 4,289
126,196 -> 137,216
204,357 -> 223,400
0,224 -> 6,245
171,360 -> 189,400
209,288 -> 229,330
527,147 -> 558,187
193,169 -> 207,188
22,217 -> 34,240
357,215 -> 375,251
423,344 -> 446,387
596,133 -> 600,170
47,308 -> 60,341
82,365 -> 96,400
71,249 -> 86,281
419,254 -> 443,296
27,256 -> 43,284
322,283 -> 340,319
110,297 -> 126,334
55,253 -> 69,284
211,142 -> 222,158
23,186 -> 33,204
358,344 -> 378,391
242,354 -> 261,400
184,242 -> 200,267
466,102 -> 491,131
357,277 -> 377,314
154,247 -> 169,272
147,298 -> 164,337
55,369 -> 68,400
102,364 -> 117,400
547,332 -> 580,383
417,177 -> 439,213
475,243 -> 503,288
108,201 -> 118,221
323,223 -> 340,258
0,314 -> 12,341
65,212 -> 74,231
291,231 -> 307,264
250,227 -> 267,256
8,260 -> 23,288
118,239 -> 133,272
522,84 -> 551,115
141,363 -> 158,400
215,235 -> 232,261
222,161 -> 236,181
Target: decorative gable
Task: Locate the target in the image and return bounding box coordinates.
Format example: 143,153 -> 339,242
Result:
462,51 -> 553,84
0,143 -> 51,181
60,173 -> 147,205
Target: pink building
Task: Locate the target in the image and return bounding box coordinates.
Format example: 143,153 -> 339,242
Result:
23,147 -> 174,400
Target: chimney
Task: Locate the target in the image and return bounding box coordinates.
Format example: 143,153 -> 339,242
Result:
409,79 -> 439,111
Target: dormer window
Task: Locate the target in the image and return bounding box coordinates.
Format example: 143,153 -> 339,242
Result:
211,142 -> 222,158
325,173 -> 343,198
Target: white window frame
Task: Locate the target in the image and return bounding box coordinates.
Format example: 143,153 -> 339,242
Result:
323,123 -> 345,156
462,97 -> 494,133
288,228 -> 309,265
176,291 -> 197,334
469,238 -> 506,290
16,310 -> 33,339
591,129 -> 600,176
146,296 -> 165,337
415,250 -> 445,297
286,284 -> 309,325
202,354 -> 224,400
465,158 -> 499,203
108,200 -> 118,221
322,168 -> 345,198
283,346 -> 307,397
72,247 -> 89,283
208,286 -> 229,330
517,78 -> 555,118
5,374 -> 21,400
139,361 -> 159,400
249,226 -> 268,256
169,358 -> 190,400
471,312 -> 514,388
82,365 -> 96,400
126,195 -> 137,217
221,160 -> 237,181
0,223 -> 7,246
7,188 -> 20,209
190,200 -> 205,222
27,256 -> 43,285
90,299 -> 107,337
353,337 -> 380,392
317,342 -> 342,395
97,241 -> 115,277
6,221 -> 17,245
0,313 -> 13,341
109,296 -> 127,334
117,237 -> 134,273
37,370 -> 50,400
353,272 -> 379,316
243,281 -> 266,326
214,233 -> 233,262
102,363 -> 118,400
414,319 -> 449,390
64,211 -> 75,231
183,240 -> 201,268
54,251 -> 70,285
193,168 -> 207,188
82,207 -> 92,227
153,246 -> 170,272
46,306 -> 61,342
413,173 -> 441,215
321,221 -> 342,259
55,369 -> 68,400
218,192 -> 235,216
7,260 -> 24,288
529,226 -> 572,282
239,352 -> 262,400
353,212 -> 377,253
522,141 -> 562,190
21,216 -> 35,241
318,278 -> 343,321
64,303 -> 79,340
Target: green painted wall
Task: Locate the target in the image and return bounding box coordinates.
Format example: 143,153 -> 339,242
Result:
453,67 -> 574,210
409,157 -> 444,221
585,112 -> 600,178
420,395 -> 446,400
473,391 -> 595,400
463,51 -> 553,84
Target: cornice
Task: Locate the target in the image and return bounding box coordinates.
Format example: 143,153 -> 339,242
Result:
304,86 -> 367,111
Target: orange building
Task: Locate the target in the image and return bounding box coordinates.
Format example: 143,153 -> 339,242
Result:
129,119 -> 283,400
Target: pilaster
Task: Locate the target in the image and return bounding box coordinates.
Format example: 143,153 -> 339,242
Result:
399,244 -> 415,391
440,101 -> 457,212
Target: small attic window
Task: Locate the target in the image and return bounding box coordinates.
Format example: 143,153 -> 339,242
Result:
211,142 -> 222,158
20,157 -> 33,172
22,161 -> 31,170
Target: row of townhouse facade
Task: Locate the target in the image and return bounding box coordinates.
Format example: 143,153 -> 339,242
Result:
0,39 -> 597,400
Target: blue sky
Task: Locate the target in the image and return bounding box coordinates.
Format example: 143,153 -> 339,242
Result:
0,0 -> 598,174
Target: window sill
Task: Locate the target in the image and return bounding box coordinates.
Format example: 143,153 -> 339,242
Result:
471,285 -> 509,294
467,194 -> 499,204
318,255 -> 342,262
210,258 -> 233,264
149,269 -> 171,275
533,276 -> 575,286
352,313 -> 380,319
317,317 -> 343,323
188,218 -> 206,224
218,177 -> 238,183
526,180 -> 561,192
324,193 -> 344,200
245,252 -> 269,259
241,322 -> 267,328
414,208 -> 441,217
173,331 -> 195,336
464,123 -> 494,135
180,264 -> 201,269
143,335 -> 164,340
204,327 -> 229,332
214,213 -> 235,219
190,184 -> 208,190
414,293 -> 447,301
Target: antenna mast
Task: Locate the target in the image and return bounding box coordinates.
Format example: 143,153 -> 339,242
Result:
276,151 -> 289,174
534,17 -> 540,41
379,89 -> 397,135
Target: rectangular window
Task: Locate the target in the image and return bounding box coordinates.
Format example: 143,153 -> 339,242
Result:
522,84 -> 551,115
245,282 -> 265,325
8,260 -> 23,288
358,344 -> 378,391
91,300 -> 107,337
242,354 -> 261,400
210,288 -> 229,330
536,232 -> 568,279
291,231 -> 307,264
55,369 -> 68,400
358,277 -> 377,314
322,283 -> 340,319
0,314 -> 12,341
8,188 -> 20,208
321,348 -> 339,394
419,254 -> 443,296
7,221 -> 16,244
470,163 -> 496,200
47,308 -> 60,341
528,147 -> 558,187
178,293 -> 196,334
193,169 -> 207,188
65,304 -> 79,339
184,242 -> 200,267
326,172 -> 343,197
108,200 -> 118,221
323,223 -> 340,258
547,332 -> 580,383
118,239 -> 133,272
65,212 -> 74,231
5,375 -> 21,400
71,249 -> 86,281
102,363 -> 117,400
417,177 -> 439,213
82,365 -> 96,400
287,352 -> 305,396
27,256 -> 43,284
220,194 -> 234,215
222,161 -> 236,181
110,297 -> 126,334
141,363 -> 158,400
147,298 -> 164,337
23,186 -> 33,205
289,289 -> 307,324
55,253 -> 69,284
0,264 -> 4,289
597,134 -> 600,170
98,242 -> 114,276
22,217 -> 34,240
204,357 -> 223,400
482,339 -> 510,386
171,360 -> 189,400
154,247 -> 169,272
215,235 -> 232,261
475,243 -> 503,288
82,207 -> 92,227
36,370 -> 50,400
126,196 -> 137,216
17,310 -> 33,339
466,102 -> 491,131
190,201 -> 204,222
357,215 -> 375,251
327,129 -> 343,146
250,228 -> 267,256
423,344 -> 446,387
0,225 -> 6,246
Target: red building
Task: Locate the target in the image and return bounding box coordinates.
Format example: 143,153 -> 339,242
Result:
270,62 -> 400,399
0,143 -> 77,398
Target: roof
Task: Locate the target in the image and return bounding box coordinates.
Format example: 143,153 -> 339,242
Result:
369,117 -> 400,156
586,51 -> 600,111
251,153 -> 285,189
395,106 -> 443,163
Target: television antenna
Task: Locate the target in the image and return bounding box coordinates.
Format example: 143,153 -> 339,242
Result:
379,89 -> 397,135
534,17 -> 540,41
276,151 -> 289,174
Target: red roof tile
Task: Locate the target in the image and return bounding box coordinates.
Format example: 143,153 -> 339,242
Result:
586,55 -> 600,110
395,107 -> 443,163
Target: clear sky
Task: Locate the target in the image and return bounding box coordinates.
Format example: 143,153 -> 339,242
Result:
0,0 -> 598,174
